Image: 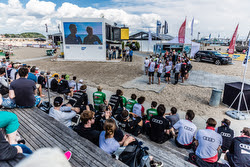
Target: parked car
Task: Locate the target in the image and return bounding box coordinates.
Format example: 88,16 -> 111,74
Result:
194,51 -> 232,65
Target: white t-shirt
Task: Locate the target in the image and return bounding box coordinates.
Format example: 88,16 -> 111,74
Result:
174,63 -> 182,73
173,119 -> 197,145
148,62 -> 156,72
49,107 -> 76,127
69,80 -> 76,88
169,61 -> 173,67
144,59 -> 150,67
157,63 -> 164,73
195,129 -> 222,159
165,65 -> 172,73
132,103 -> 145,117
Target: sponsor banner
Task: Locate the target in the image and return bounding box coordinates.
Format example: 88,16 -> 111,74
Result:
221,53 -> 250,61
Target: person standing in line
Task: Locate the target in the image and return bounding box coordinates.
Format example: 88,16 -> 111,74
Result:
148,59 -> 156,85
144,57 -> 150,75
164,62 -> 172,84
112,48 -> 116,59
129,49 -> 133,62
157,60 -> 164,85
174,60 -> 181,85
108,48 -> 113,60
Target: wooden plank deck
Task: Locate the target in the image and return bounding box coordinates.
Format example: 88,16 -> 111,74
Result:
0,108 -> 126,167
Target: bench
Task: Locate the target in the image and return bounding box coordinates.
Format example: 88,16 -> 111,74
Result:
0,107 -> 126,167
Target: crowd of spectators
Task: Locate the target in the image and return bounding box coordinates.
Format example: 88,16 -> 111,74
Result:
0,60 -> 249,167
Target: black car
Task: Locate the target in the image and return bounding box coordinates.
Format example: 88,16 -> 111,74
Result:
194,51 -> 232,65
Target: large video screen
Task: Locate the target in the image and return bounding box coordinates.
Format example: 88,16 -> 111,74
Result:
64,22 -> 103,45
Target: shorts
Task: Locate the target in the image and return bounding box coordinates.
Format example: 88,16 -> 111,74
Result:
148,72 -> 154,77
181,72 -> 186,77
175,138 -> 193,149
226,152 -> 234,167
157,72 -> 162,78
165,73 -> 170,78
0,111 -> 20,134
1,97 -> 16,109
145,67 -> 148,71
36,84 -> 40,89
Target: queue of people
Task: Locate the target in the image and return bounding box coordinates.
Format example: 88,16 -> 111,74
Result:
145,50 -> 192,85
108,47 -> 133,62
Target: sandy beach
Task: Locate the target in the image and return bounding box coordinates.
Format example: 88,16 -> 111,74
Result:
8,47 -> 250,120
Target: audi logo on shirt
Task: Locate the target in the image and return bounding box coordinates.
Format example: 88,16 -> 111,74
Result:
220,132 -> 231,138
152,118 -> 163,124
239,143 -> 250,150
184,126 -> 194,132
203,136 -> 215,142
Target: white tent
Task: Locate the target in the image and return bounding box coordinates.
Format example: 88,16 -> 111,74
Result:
164,37 -> 200,58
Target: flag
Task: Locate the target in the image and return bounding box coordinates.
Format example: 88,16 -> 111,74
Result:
164,20 -> 168,34
228,24 -> 239,54
178,19 -> 186,43
45,24 -> 48,33
156,20 -> 161,36
191,17 -> 194,36
209,34 -> 211,40
58,24 -> 61,33
242,39 -> 250,66
218,34 -> 220,38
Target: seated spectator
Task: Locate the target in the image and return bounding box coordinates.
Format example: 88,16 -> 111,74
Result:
116,110 -> 143,136
108,89 -> 124,115
27,66 -> 37,83
146,104 -> 171,144
57,75 -> 74,98
146,101 -> 158,120
0,67 -> 41,108
225,127 -> 250,167
0,130 -> 25,163
68,84 -> 89,111
132,96 -> 145,118
120,90 -> 127,107
194,118 -> 222,164
93,86 -> 106,111
0,67 -> 9,96
171,110 -> 196,149
50,74 -> 59,91
68,76 -> 77,88
125,94 -> 137,112
49,97 -> 80,127
37,71 -> 46,88
216,118 -> 234,152
166,107 -> 180,128
0,111 -> 19,144
74,79 -> 83,91
99,118 -> 135,154
74,110 -> 100,146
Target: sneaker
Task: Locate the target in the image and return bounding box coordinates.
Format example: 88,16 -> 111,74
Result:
65,151 -> 72,161
150,160 -> 163,167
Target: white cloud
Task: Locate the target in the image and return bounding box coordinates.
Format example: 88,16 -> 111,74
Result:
26,0 -> 56,16
0,0 -> 249,39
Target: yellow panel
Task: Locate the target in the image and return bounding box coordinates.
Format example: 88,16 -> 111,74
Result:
221,53 -> 250,61
121,28 -> 129,40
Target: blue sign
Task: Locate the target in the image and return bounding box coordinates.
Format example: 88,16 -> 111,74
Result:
81,47 -> 86,50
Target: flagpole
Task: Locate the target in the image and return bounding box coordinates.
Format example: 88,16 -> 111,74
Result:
237,40 -> 250,118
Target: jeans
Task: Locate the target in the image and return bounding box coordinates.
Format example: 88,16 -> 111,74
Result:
12,144 -> 33,156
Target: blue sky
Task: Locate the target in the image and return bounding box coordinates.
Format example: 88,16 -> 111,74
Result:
0,0 -> 250,39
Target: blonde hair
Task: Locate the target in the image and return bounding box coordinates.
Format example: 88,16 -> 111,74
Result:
104,119 -> 116,139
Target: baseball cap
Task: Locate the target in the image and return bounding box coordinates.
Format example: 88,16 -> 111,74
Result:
54,97 -> 63,107
79,79 -> 83,83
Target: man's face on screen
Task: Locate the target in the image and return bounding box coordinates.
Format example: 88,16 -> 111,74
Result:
70,25 -> 77,35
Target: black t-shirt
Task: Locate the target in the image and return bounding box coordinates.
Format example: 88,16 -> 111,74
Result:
150,115 -> 170,142
83,35 -> 102,44
38,76 -> 46,88
217,126 -> 234,151
68,91 -> 88,107
116,114 -> 141,134
108,95 -> 123,113
10,78 -> 36,107
75,123 -> 101,146
50,78 -> 58,91
5,53 -> 10,60
57,79 -> 69,93
228,136 -> 250,167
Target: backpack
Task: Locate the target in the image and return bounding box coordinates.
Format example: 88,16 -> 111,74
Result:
113,141 -> 151,167
39,101 -> 53,114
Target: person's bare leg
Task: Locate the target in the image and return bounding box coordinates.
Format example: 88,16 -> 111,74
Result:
152,76 -> 154,84
8,130 -> 18,144
70,89 -> 74,97
148,76 -> 151,84
0,94 -> 2,105
158,77 -> 160,85
39,85 -> 45,97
